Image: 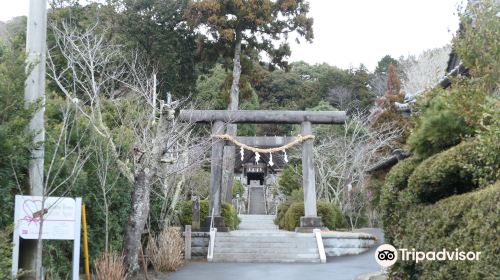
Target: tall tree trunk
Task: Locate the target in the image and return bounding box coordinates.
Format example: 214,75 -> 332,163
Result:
222,30 -> 242,202
123,110 -> 170,273
123,168 -> 152,273
227,30 -> 242,114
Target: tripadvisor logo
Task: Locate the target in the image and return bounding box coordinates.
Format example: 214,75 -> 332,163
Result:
375,244 -> 482,267
375,244 -> 398,267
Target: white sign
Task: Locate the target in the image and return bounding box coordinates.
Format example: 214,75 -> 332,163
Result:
15,196 -> 76,240
12,195 -> 82,280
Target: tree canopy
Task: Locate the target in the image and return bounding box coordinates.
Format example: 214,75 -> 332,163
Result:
185,0 -> 313,69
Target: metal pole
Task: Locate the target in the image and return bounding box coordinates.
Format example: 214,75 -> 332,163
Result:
23,0 -> 47,277
72,198 -> 82,280
82,204 -> 90,280
25,0 -> 47,196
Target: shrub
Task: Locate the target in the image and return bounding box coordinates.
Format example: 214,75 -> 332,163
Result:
94,251 -> 127,280
282,202 -> 303,231
275,201 -> 291,229
380,157 -> 421,243
390,182 -> 500,279
279,201 -> 343,231
466,99 -> 500,187
221,202 -> 240,230
178,200 -> 209,226
178,200 -> 239,230
278,161 -> 302,196
0,226 -> 12,279
408,101 -> 472,159
146,227 -> 184,272
408,141 -> 478,204
232,180 -> 245,197
317,202 -> 345,229
288,188 -> 304,202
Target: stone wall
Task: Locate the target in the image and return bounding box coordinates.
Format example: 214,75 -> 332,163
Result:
190,232 -> 209,259
322,232 -> 376,257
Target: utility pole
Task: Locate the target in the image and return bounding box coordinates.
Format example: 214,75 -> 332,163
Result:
22,0 -> 47,278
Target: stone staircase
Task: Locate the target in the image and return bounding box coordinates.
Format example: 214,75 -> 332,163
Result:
238,214 -> 279,230
248,183 -> 266,214
212,230 -> 321,263
211,214 -> 321,263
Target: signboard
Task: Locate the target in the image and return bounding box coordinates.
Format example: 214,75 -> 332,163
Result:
12,195 -> 81,280
16,196 -> 76,240
247,167 -> 264,173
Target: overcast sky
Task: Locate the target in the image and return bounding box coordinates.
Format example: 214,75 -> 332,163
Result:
1,0 -> 463,70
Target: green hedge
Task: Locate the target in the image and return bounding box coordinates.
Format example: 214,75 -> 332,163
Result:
0,226 -> 12,279
380,157 -> 421,243
275,202 -> 291,229
277,201 -> 343,231
221,202 -> 240,230
390,182 -> 500,279
178,200 -> 240,230
407,102 -> 472,158
408,141 -> 478,204
178,200 -> 209,226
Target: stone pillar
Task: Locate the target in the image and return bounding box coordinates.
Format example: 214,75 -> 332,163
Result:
209,121 -> 224,216
221,145 -> 235,203
184,225 -> 191,260
205,121 -> 228,231
299,121 -> 322,230
192,196 -> 200,231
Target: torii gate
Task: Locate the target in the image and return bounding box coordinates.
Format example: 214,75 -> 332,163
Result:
179,110 -> 346,231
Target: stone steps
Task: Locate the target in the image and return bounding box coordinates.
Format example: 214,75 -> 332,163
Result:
238,214 -> 278,230
213,252 -> 320,263
215,247 -> 319,253
212,231 -> 321,263
212,257 -> 320,263
248,186 -> 266,214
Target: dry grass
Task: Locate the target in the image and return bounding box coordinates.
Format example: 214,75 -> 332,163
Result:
146,227 -> 185,272
94,251 -> 128,280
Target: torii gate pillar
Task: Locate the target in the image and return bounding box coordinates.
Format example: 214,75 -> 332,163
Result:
204,120 -> 229,232
299,121 -> 321,229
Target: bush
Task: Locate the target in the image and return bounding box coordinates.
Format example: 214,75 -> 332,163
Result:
279,201 -> 343,231
380,157 -> 421,243
408,141 -> 478,204
317,202 -> 345,229
178,200 -> 239,230
178,200 -> 209,226
282,202 -> 303,231
146,227 -> 184,272
94,251 -> 127,280
390,182 -> 500,279
278,161 -> 302,196
274,202 -> 291,228
408,96 -> 473,159
0,226 -> 12,279
232,180 -> 245,197
467,99 -> 500,187
221,202 -> 240,230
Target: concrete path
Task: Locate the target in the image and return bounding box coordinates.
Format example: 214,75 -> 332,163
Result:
164,228 -> 384,280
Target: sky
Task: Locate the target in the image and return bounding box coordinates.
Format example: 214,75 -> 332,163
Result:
0,0 -> 463,71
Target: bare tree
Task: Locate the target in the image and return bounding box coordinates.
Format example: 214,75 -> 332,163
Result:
400,45 -> 451,96
369,73 -> 387,97
31,99 -> 90,278
327,86 -> 355,110
90,135 -> 119,252
313,113 -> 401,229
47,23 -> 204,273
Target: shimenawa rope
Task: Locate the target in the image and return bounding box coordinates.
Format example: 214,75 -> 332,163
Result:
211,134 -> 315,154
